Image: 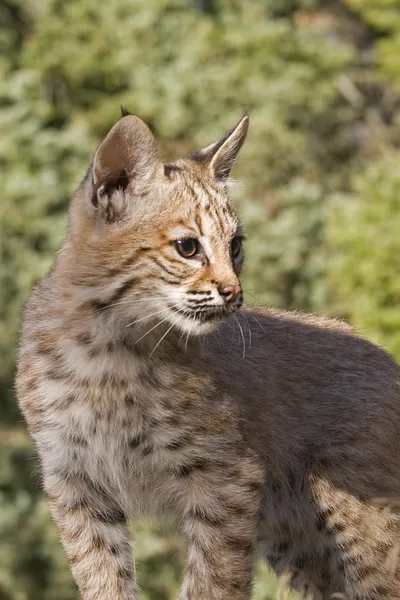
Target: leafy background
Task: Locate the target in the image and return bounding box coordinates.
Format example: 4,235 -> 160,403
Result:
1,0 -> 400,597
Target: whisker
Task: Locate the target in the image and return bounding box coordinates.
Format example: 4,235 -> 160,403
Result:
249,314 -> 265,333
124,303 -> 185,329
125,307 -> 171,328
93,296 -> 163,312
91,292 -> 190,314
134,315 -> 171,345
242,311 -> 252,351
149,322 -> 176,358
185,313 -> 196,351
243,290 -> 260,303
235,316 -> 246,359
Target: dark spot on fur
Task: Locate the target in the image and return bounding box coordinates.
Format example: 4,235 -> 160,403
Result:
339,536 -> 359,552
87,347 -> 101,359
165,414 -> 180,427
91,300 -> 109,312
171,458 -> 209,477
117,566 -> 132,580
357,563 -> 378,578
107,276 -> 138,305
316,510 -> 327,531
92,534 -> 104,549
372,585 -> 390,597
189,506 -> 223,527
141,445 -> 153,457
164,164 -> 182,177
227,536 -> 253,553
93,506 -> 126,525
46,367 -> 68,381
274,541 -> 290,554
226,502 -> 250,518
138,366 -> 160,387
343,554 -> 362,567
247,479 -> 262,495
124,393 -> 136,406
68,433 -> 88,447
36,342 -> 54,355
294,553 -> 307,570
63,394 -> 76,408
75,332 -> 92,345
267,553 -> 282,569
165,433 -> 192,451
128,433 -> 145,448
327,521 -> 346,535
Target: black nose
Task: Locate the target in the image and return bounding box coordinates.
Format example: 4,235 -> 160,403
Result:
218,284 -> 243,305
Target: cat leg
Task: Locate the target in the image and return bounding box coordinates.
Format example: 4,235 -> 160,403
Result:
44,466 -> 137,600
178,452 -> 263,600
312,478 -> 400,599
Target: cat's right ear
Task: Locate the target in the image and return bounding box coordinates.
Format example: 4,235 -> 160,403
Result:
89,115 -> 163,222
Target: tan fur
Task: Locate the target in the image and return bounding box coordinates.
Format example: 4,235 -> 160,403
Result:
16,111 -> 400,599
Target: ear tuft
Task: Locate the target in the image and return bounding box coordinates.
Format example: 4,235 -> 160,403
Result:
190,112 -> 249,181
120,105 -> 132,118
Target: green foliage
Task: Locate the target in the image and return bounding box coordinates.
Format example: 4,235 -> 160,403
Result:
1,0 -> 400,597
327,152 -> 400,358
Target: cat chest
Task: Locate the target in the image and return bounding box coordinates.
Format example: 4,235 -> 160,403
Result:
51,379 -> 198,491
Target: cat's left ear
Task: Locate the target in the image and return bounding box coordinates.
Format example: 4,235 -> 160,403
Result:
193,112 -> 249,181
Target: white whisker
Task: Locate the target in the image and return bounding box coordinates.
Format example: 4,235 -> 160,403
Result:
249,314 -> 265,333
243,289 -> 260,303
235,316 -> 246,359
125,308 -> 169,328
134,315 -> 171,345
92,292 -> 190,313
149,322 -> 176,357
185,313 -> 196,351
242,311 -> 252,351
93,297 -> 163,312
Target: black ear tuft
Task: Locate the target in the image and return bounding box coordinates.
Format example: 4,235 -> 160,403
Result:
120,106 -> 132,118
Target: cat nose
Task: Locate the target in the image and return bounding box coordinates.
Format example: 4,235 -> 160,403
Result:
218,284 -> 243,305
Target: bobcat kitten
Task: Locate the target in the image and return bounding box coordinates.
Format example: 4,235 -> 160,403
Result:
17,111 -> 400,599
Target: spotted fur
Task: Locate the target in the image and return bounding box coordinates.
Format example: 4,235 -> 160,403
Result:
17,112 -> 400,599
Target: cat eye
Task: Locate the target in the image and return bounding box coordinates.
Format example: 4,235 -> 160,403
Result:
175,238 -> 199,258
231,236 -> 243,259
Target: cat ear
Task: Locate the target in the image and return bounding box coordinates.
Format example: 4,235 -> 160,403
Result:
193,112 -> 249,181
90,114 -> 162,221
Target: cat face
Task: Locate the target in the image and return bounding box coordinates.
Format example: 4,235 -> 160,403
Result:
70,112 -> 249,336
133,170 -> 245,335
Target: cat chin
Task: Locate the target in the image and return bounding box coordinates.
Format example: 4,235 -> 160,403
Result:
182,320 -> 219,336
167,310 -> 220,336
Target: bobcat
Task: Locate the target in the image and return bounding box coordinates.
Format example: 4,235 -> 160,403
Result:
16,110 -> 400,600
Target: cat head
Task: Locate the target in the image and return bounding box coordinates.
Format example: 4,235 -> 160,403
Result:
69,110 -> 249,336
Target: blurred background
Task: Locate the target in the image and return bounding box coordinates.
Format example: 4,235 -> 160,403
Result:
1,0 -> 400,598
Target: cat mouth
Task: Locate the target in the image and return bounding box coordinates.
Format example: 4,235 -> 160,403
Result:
174,307 -> 220,322
166,303 -> 240,335
175,305 -> 237,323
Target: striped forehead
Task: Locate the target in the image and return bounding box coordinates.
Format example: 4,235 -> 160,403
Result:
185,180 -> 239,237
